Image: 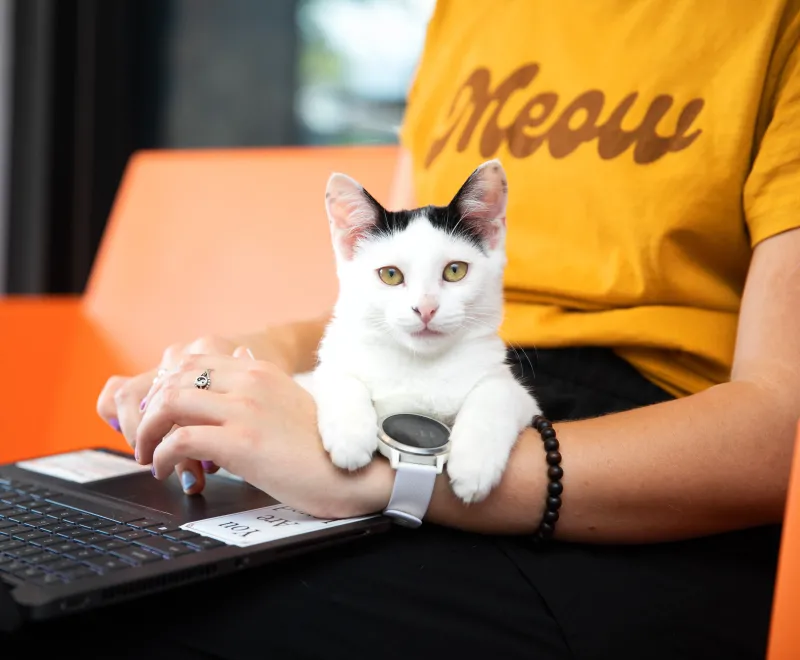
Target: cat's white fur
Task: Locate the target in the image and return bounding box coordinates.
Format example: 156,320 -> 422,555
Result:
300,159 -> 541,503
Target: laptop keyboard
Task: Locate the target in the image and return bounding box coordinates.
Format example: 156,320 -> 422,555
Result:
0,477 -> 226,588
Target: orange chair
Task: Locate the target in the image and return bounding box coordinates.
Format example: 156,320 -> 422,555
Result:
0,144 -> 399,464
767,420 -> 800,659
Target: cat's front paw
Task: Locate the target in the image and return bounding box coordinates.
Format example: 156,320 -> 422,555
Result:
317,404 -> 378,471
446,425 -> 517,504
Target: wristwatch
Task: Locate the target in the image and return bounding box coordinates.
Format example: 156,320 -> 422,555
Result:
377,413 -> 451,528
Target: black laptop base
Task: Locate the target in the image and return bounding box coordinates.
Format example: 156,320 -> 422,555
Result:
0,453 -> 389,627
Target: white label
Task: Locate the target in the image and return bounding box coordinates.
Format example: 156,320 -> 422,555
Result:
16,449 -> 150,483
181,503 -> 376,548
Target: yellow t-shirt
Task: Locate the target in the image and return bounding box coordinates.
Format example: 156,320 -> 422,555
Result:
400,0 -> 800,397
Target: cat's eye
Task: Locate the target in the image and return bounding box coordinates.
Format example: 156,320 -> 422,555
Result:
378,266 -> 404,286
443,261 -> 469,282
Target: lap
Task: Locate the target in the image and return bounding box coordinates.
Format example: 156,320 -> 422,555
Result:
2,348 -> 782,659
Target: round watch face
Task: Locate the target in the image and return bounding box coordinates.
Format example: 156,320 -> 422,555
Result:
380,414 -> 450,451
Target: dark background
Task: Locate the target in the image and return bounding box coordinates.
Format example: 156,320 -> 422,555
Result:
2,0 -> 431,294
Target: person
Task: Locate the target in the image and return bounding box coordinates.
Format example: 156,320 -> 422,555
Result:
7,1 -> 800,657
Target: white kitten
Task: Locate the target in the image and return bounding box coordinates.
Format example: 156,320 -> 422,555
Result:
303,159 -> 541,504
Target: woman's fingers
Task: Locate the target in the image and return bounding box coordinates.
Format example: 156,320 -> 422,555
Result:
143,355 -> 247,408
175,458 -> 206,495
153,426 -> 229,479
97,371 -> 157,448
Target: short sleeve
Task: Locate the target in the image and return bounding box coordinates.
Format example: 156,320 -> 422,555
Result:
744,14 -> 800,247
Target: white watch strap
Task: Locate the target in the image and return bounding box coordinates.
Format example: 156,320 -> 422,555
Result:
383,462 -> 438,528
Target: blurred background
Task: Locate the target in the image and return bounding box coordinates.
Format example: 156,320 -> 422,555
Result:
0,0 -> 434,296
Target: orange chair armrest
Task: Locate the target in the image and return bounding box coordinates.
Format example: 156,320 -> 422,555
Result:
0,297 -> 129,463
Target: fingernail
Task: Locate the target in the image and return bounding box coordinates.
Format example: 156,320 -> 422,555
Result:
201,460 -> 214,472
245,348 -> 256,360
109,418 -> 121,432
151,465 -> 156,478
140,398 -> 147,412
181,471 -> 197,492
134,445 -> 139,462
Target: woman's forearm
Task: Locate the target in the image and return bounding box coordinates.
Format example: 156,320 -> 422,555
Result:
235,309 -> 331,374
423,380 -> 796,543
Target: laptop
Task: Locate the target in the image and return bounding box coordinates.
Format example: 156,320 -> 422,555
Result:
0,447 -> 390,628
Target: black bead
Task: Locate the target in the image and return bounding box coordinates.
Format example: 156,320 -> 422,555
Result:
547,481 -> 563,496
546,496 -> 562,510
543,438 -> 559,452
541,427 -> 556,440
532,415 -> 543,427
547,465 -> 563,480
538,522 -> 555,538
546,451 -> 562,465
543,510 -> 559,523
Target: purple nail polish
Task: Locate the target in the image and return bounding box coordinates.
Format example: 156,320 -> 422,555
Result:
140,398 -> 147,412
151,465 -> 156,478
201,461 -> 214,472
109,418 -> 121,432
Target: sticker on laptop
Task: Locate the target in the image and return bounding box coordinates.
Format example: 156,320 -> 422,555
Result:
16,449 -> 150,483
181,503 -> 375,548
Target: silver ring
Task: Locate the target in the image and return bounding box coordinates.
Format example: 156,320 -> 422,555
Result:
194,370 -> 211,390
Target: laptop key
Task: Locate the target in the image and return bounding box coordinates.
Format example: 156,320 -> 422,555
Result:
61,566 -> 98,581
49,541 -> 80,554
92,539 -> 129,552
25,552 -> 60,566
14,530 -> 48,543
184,537 -> 226,550
82,557 -> 131,573
0,560 -> 27,573
111,546 -> 162,565
42,523 -> 73,535
10,513 -> 46,524
128,518 -> 165,530
104,525 -> 134,536
76,534 -> 109,546
115,530 -> 148,542
91,518 -> 117,529
69,548 -> 102,562
163,530 -> 200,542
149,524 -> 181,535
12,566 -> 43,581
0,540 -> 24,552
32,536 -> 62,548
44,508 -> 72,519
50,558 -> 83,571
134,535 -> 195,557
4,526 -> 29,537
12,546 -> 44,559
62,514 -> 98,526
62,528 -> 94,540
31,572 -> 66,587
0,520 -> 16,531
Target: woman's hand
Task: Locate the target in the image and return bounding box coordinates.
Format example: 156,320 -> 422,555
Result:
134,348 -> 392,519
96,331 -> 296,494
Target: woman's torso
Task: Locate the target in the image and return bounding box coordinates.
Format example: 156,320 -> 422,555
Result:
401,0 -> 800,396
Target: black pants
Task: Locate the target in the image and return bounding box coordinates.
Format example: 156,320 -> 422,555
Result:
4,348 -> 782,659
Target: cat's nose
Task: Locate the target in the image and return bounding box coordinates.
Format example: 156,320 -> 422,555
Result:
411,303 -> 438,324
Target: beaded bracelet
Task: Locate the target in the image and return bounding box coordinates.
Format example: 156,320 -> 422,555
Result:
531,415 -> 563,543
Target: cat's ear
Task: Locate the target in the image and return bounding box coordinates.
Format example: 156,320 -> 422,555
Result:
449,159 -> 508,250
325,173 -> 382,260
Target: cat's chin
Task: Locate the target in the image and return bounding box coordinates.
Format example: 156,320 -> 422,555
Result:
410,328 -> 446,339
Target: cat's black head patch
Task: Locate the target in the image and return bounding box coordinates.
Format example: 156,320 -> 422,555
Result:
359,188 -> 489,252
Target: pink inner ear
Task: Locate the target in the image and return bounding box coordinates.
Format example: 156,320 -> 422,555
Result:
457,160 -> 508,249
325,178 -> 378,260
